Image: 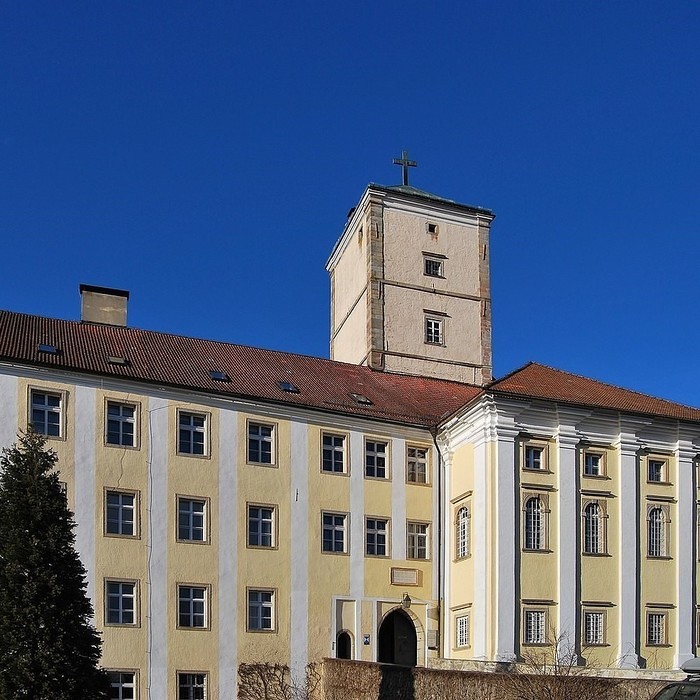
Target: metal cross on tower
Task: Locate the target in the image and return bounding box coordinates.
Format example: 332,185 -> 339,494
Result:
392,150 -> 417,186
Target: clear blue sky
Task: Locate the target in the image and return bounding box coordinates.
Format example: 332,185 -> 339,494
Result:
1,2 -> 698,405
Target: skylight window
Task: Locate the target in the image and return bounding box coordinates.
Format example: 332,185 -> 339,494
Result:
209,370 -> 230,382
277,381 -> 299,393
37,343 -> 58,354
350,393 -> 373,406
107,356 -> 130,366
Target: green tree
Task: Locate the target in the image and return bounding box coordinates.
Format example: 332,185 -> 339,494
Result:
0,431 -> 109,699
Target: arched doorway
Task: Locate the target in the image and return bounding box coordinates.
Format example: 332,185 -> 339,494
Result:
377,609 -> 417,666
336,631 -> 352,659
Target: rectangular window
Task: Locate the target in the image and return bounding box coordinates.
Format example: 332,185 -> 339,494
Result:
248,505 -> 275,548
425,317 -> 443,345
456,613 -> 470,648
106,581 -> 136,626
106,490 -> 136,537
178,672 -> 207,700
322,512 -> 347,553
583,452 -> 603,477
106,402 -> 136,447
248,589 -> 274,631
30,389 -> 62,437
524,610 -> 546,644
424,257 -> 443,278
178,412 -> 206,456
407,446 -> 428,484
647,612 -> 667,646
177,498 -> 206,542
248,422 -> 274,464
583,611 -> 605,645
178,585 -> 207,628
407,522 -> 429,560
366,517 -> 388,556
108,671 -> 136,700
524,445 -> 543,470
322,433 -> 346,473
365,440 -> 387,479
648,458 -> 667,483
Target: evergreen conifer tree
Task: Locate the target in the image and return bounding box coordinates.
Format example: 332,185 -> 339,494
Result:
0,431 -> 109,699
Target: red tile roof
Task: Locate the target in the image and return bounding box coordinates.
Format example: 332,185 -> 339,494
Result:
0,310 -> 482,428
489,362 -> 700,422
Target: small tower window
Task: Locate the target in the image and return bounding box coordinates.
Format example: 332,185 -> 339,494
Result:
424,256 -> 443,278
425,317 -> 443,345
427,222 -> 438,235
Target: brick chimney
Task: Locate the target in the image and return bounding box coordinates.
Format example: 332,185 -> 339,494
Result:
79,284 -> 129,326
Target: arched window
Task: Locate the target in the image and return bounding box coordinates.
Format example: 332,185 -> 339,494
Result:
648,507 -> 666,557
583,501 -> 603,554
336,631 -> 352,659
456,506 -> 470,559
524,497 -> 544,550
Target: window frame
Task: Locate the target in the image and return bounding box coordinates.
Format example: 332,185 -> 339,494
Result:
322,511 -> 348,554
582,609 -> 607,646
176,495 -> 209,544
365,516 -> 389,557
646,610 -> 668,646
105,579 -> 138,627
247,588 -> 276,633
107,670 -> 137,700
365,438 -> 389,480
582,450 -> 606,478
247,503 -> 277,549
104,489 -> 139,539
177,584 -> 210,630
455,612 -> 470,649
406,444 -> 429,485
455,504 -> 471,560
647,456 -> 670,484
177,671 -> 208,700
523,608 -> 547,645
647,504 -> 671,559
321,431 -> 347,475
105,399 -> 138,448
424,316 -> 444,345
247,419 -> 276,466
423,255 -> 444,278
406,521 -> 430,560
582,499 -> 607,555
28,387 -> 66,439
523,494 -> 549,552
521,441 -> 549,472
177,410 -> 209,457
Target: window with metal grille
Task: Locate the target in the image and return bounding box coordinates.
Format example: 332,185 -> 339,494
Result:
456,506 -> 470,559
647,612 -> 666,646
583,501 -> 604,554
524,610 -> 546,644
584,611 -> 605,645
648,507 -> 667,557
524,497 -> 545,550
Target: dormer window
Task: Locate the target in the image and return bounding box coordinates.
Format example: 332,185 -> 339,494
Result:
350,393 -> 373,406
37,343 -> 58,354
209,370 -> 230,382
277,380 -> 299,393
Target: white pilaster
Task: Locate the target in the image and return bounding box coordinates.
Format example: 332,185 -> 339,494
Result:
218,409 -> 238,698
556,428 -> 579,652
74,386 -> 96,606
147,398 -> 169,698
290,420 -> 309,681
617,432 -> 639,668
349,430 -> 365,600
441,446 -> 453,660
674,439 -> 695,667
0,372 -> 18,449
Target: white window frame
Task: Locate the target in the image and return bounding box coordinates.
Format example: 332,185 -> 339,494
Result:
423,255 -> 444,278
177,584 -> 208,629
583,610 -> 606,646
647,504 -> 670,558
322,432 -> 346,474
247,420 -> 275,465
247,588 -> 275,632
29,388 -> 64,438
108,671 -> 137,700
177,497 -> 207,543
106,400 -> 136,447
523,495 -> 548,551
178,672 -> 207,700
425,316 -> 443,345
583,451 -> 605,477
105,580 -> 137,626
365,517 -> 388,557
523,444 -> 546,471
582,500 -> 607,555
177,411 -> 207,457
456,505 -> 471,559
322,512 -> 348,553
647,611 -> 667,646
407,445 -> 429,484
105,489 -> 137,538
407,521 -> 430,560
456,612 -> 470,648
524,609 -> 547,645
248,504 -> 276,548
365,439 -> 388,479
648,457 -> 668,483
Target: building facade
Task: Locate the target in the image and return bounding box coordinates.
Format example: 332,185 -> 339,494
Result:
0,182 -> 698,699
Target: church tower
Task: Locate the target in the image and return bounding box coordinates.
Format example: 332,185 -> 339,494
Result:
327,154 -> 495,385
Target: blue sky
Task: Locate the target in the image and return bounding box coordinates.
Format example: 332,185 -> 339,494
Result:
1,2 -> 699,405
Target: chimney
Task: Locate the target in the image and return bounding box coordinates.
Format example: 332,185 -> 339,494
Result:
79,284 -> 129,326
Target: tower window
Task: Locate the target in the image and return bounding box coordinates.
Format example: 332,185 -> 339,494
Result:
424,256 -> 443,278
427,222 -> 439,235
425,317 -> 443,345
